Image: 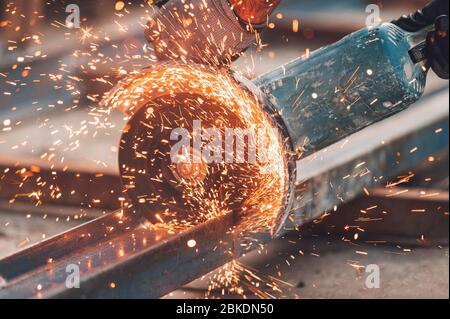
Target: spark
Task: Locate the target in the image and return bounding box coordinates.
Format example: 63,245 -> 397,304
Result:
187,239 -> 197,248
206,260 -> 293,299
80,26 -> 94,43
292,19 -> 299,33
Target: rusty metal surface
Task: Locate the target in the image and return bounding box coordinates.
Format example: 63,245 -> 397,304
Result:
0,211 -> 135,282
0,210 -> 238,299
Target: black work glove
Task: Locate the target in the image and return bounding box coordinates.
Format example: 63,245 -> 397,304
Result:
393,0 -> 449,79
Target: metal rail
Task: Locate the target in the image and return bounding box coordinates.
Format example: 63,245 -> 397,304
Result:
0,210 -> 238,298
291,89 -> 449,225
0,156 -> 121,211
308,186 -> 449,245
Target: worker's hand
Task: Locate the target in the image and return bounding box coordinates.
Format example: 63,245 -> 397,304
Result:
392,0 -> 449,79
426,15 -> 449,79
145,0 -> 259,66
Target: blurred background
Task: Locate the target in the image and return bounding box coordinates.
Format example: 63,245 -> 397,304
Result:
0,0 -> 448,298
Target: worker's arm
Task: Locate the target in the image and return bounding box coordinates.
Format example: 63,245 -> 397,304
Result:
146,0 -> 282,66
392,0 -> 449,79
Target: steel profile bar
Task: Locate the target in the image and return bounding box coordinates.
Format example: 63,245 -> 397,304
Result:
0,211 -> 238,299
307,186 -> 449,245
0,156 -> 121,210
0,89 -> 448,299
291,90 -> 449,225
0,212 -> 137,281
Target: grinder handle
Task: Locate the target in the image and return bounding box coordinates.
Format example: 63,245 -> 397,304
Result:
392,0 -> 449,32
393,0 -> 449,78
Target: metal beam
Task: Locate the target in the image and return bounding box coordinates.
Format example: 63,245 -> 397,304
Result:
0,210 -> 238,299
290,89 -> 449,226
303,186 -> 449,245
0,156 -> 121,210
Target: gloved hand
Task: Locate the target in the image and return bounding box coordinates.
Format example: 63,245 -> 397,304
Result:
145,0 -> 261,66
392,0 -> 449,79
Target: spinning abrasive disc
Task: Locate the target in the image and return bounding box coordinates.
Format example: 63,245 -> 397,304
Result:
103,64 -> 290,234
119,93 -> 264,227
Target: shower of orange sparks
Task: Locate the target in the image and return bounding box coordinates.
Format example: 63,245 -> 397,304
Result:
80,26 -> 94,43
101,63 -> 288,236
100,62 -> 290,298
0,0 -> 297,299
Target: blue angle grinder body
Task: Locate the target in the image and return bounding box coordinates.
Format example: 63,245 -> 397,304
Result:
253,23 -> 431,235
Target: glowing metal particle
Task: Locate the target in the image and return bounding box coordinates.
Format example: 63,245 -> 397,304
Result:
187,239 -> 197,248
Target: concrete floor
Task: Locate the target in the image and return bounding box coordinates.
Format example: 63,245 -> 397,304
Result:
168,235 -> 449,299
